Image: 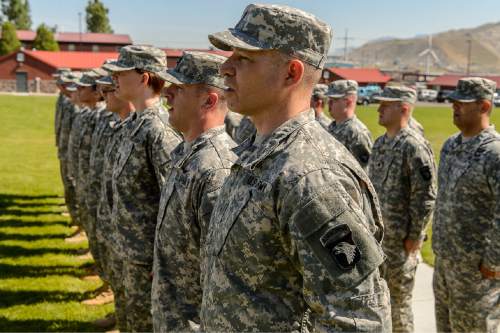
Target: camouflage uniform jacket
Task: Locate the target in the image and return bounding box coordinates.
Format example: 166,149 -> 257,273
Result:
57,101 -> 76,160
316,111 -> 331,129
152,126 -> 237,332
328,115 -> 373,169
54,93 -> 66,147
111,105 -> 182,264
224,111 -> 243,140
368,127 -> 436,249
67,106 -> 91,181
96,117 -> 132,245
432,126 -> 500,271
233,115 -> 256,144
201,110 -> 391,332
86,111 -> 118,221
408,116 -> 424,137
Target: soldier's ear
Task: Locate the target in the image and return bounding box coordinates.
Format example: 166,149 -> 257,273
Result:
284,59 -> 305,87
479,100 -> 492,114
201,91 -> 219,112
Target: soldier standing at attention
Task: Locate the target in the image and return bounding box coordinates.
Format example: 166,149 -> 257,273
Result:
151,51 -> 237,332
326,79 -> 373,169
105,45 -> 182,332
200,4 -> 391,332
310,83 -> 331,128
408,115 -> 425,137
432,77 -> 500,333
368,86 -> 437,333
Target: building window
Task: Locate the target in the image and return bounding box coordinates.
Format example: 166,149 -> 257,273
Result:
68,44 -> 75,51
92,45 -> 99,52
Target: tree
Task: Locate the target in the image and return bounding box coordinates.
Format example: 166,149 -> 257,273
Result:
32,24 -> 59,51
2,0 -> 31,30
85,0 -> 113,33
0,21 -> 20,55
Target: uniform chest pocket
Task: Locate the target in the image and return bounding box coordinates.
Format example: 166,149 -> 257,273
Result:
211,189 -> 252,257
114,141 -> 135,178
444,156 -> 473,190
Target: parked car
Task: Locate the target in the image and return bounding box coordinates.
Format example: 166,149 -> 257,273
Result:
494,92 -> 500,107
357,86 -> 382,105
436,90 -> 454,103
418,89 -> 438,102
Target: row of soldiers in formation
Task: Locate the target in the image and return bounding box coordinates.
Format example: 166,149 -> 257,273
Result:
52,3 -> 499,333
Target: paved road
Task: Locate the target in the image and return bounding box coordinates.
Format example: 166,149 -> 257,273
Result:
413,262 -> 436,333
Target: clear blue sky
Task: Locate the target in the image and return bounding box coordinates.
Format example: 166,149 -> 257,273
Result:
29,0 -> 500,52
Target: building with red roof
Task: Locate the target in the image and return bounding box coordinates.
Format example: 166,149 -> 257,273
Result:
6,30 -> 133,52
321,67 -> 392,87
428,74 -> 500,90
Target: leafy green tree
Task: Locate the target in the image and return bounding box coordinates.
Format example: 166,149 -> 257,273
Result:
32,24 -> 59,51
0,21 -> 20,55
85,0 -> 113,33
2,0 -> 31,30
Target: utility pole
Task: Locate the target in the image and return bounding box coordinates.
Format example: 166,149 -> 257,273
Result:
466,34 -> 472,75
78,12 -> 82,47
341,29 -> 355,62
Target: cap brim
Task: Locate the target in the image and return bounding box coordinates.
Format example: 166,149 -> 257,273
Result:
374,96 -> 402,102
95,78 -> 113,86
66,84 -> 77,91
209,29 -> 267,51
447,92 -> 477,103
74,81 -> 93,87
157,69 -> 184,85
326,93 -> 347,98
102,62 -> 134,73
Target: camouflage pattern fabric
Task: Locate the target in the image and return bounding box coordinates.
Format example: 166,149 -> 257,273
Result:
54,93 -> 66,147
328,115 -> 372,169
160,51 -> 227,89
432,126 -> 500,332
208,3 -> 333,68
103,45 -> 167,74
201,110 -> 391,332
224,111 -> 243,139
315,112 -> 331,129
312,83 -> 328,98
325,79 -> 358,98
111,102 -> 181,330
368,127 -> 436,332
232,115 -> 256,145
448,77 -> 496,102
375,86 -> 417,104
408,116 -> 424,137
152,127 -> 237,332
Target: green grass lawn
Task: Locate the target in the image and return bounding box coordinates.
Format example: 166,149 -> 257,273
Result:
0,95 -> 498,331
0,95 -> 113,332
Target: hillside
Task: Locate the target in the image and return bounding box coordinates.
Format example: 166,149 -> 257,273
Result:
348,22 -> 500,74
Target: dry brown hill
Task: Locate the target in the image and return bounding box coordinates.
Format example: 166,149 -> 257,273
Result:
348,22 -> 500,74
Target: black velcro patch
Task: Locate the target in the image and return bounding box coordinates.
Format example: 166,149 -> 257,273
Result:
320,224 -> 361,271
420,165 -> 432,181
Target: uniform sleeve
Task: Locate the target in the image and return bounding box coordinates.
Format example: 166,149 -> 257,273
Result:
277,169 -> 390,331
483,152 -> 500,270
350,132 -> 373,170
150,128 -> 181,187
407,144 -> 437,240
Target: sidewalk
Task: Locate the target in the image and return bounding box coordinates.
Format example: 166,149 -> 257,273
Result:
413,262 -> 436,333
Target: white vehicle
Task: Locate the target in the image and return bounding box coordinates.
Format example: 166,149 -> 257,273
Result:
494,92 -> 500,107
418,89 -> 438,102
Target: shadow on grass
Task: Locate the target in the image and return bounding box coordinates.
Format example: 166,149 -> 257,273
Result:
0,232 -> 69,241
0,209 -> 64,217
0,219 -> 69,228
0,316 -> 104,332
0,245 -> 83,257
0,262 -> 93,279
0,289 -> 98,308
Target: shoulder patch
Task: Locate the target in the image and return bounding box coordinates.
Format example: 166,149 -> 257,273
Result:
419,165 -> 432,181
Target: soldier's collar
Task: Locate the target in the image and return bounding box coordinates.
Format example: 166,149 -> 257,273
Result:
172,126 -> 226,168
237,109 -> 315,169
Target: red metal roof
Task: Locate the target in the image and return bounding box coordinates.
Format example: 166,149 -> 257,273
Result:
24,50 -> 119,70
428,74 -> 500,87
326,67 -> 392,84
13,30 -> 132,45
162,48 -> 232,58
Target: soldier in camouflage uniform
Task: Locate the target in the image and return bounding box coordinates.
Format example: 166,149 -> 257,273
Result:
223,110 -> 243,139
151,51 -> 237,332
54,68 -> 71,148
369,86 -> 437,332
201,4 -> 391,331
232,115 -> 256,144
72,71 -> 107,270
57,72 -> 82,228
326,79 -> 373,169
408,115 -> 424,137
432,77 -> 500,333
311,83 -> 331,129
104,45 -> 182,332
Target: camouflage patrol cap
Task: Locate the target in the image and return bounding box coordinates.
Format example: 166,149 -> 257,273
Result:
159,51 -> 227,89
91,67 -> 109,77
312,84 -> 328,98
326,80 -> 359,98
95,75 -> 113,86
52,67 -> 71,78
103,45 -> 167,73
57,71 -> 82,85
74,71 -> 100,87
66,84 -> 77,92
448,77 -> 496,102
208,3 -> 333,68
375,86 -> 417,104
